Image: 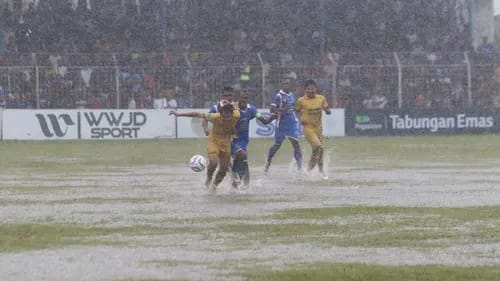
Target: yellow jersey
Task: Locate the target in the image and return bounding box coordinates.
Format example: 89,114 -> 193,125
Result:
296,94 -> 328,128
206,110 -> 240,141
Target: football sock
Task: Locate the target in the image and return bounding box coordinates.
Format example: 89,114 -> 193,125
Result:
213,169 -> 228,187
308,147 -> 320,171
241,156 -> 250,185
267,142 -> 282,161
291,141 -> 302,170
318,146 -> 324,173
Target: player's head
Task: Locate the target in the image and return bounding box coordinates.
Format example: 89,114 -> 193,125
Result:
304,79 -> 317,98
281,78 -> 291,93
221,86 -> 234,102
219,100 -> 234,121
237,88 -> 249,108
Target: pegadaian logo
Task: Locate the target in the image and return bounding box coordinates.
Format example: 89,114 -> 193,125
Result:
355,115 -> 370,123
35,113 -> 75,137
354,115 -> 383,131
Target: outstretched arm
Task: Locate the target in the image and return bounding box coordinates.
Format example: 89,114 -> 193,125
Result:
257,113 -> 276,125
169,111 -> 206,119
201,118 -> 210,136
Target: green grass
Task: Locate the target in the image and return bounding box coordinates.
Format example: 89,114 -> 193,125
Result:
3,135 -> 500,174
215,206 -> 500,248
2,136 -> 500,279
244,263 -> 500,281
0,223 -> 203,252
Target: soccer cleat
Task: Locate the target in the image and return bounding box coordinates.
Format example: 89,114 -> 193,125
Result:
320,172 -> 329,180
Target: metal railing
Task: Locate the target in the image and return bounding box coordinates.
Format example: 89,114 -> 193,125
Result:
0,52 -> 498,109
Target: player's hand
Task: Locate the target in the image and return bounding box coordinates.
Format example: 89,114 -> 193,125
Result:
204,128 -> 210,136
169,110 -> 177,116
324,108 -> 331,115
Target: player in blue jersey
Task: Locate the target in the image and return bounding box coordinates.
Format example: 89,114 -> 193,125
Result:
203,87 -> 271,189
231,89 -> 271,189
264,78 -> 302,174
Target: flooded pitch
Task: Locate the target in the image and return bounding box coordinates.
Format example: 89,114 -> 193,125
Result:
1,155 -> 500,281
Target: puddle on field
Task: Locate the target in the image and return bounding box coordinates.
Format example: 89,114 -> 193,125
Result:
1,162 -> 500,280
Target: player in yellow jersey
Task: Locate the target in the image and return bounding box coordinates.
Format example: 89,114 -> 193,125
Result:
295,79 -> 331,180
170,101 -> 240,193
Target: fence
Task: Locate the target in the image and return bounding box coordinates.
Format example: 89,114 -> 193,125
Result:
0,52 -> 498,110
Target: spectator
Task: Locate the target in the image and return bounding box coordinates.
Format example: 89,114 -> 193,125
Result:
166,89 -> 178,109
153,90 -> 168,110
477,36 -> 496,62
128,94 -> 136,109
87,95 -> 102,109
363,93 -> 388,110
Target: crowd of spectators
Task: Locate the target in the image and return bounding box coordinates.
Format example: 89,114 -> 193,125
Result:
0,0 -> 498,111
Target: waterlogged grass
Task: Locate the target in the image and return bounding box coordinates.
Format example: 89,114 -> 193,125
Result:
216,206 -> 500,248
0,223 -> 203,252
244,263 -> 500,281
3,135 -> 500,174
0,185 -> 72,194
0,198 -> 40,205
272,206 -> 500,221
49,197 -> 162,205
142,259 -> 199,267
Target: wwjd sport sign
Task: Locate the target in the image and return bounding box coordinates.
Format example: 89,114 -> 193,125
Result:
2,110 -> 176,140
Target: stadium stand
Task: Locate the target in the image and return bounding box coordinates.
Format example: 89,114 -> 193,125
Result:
0,0 -> 496,110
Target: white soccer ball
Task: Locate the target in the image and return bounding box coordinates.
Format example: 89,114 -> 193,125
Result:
189,154 -> 207,172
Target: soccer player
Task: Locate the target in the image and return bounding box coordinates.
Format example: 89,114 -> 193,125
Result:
170,101 -> 240,193
264,78 -> 302,174
202,86 -> 234,136
231,89 -> 272,189
295,79 -> 331,180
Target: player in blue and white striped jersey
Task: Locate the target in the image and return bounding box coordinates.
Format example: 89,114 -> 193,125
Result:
264,78 -> 302,174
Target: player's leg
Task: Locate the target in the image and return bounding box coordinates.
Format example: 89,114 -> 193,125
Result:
212,151 -> 231,188
286,122 -> 302,171
206,140 -> 219,189
309,145 -> 320,171
304,126 -> 321,172
316,129 -> 327,178
206,155 -> 218,189
236,140 -> 250,187
288,137 -> 302,171
235,149 -> 250,187
230,142 -> 241,187
232,149 -> 246,188
265,130 -> 285,173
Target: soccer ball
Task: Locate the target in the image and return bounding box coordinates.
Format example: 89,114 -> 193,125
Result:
189,154 -> 207,172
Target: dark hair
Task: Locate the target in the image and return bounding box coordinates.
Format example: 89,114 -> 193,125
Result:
304,79 -> 316,87
239,88 -> 249,97
220,102 -> 234,114
222,86 -> 234,93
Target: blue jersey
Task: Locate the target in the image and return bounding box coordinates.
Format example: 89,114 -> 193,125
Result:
271,90 -> 298,128
208,104 -> 218,114
235,104 -> 258,142
208,103 -> 258,139
209,103 -> 258,154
